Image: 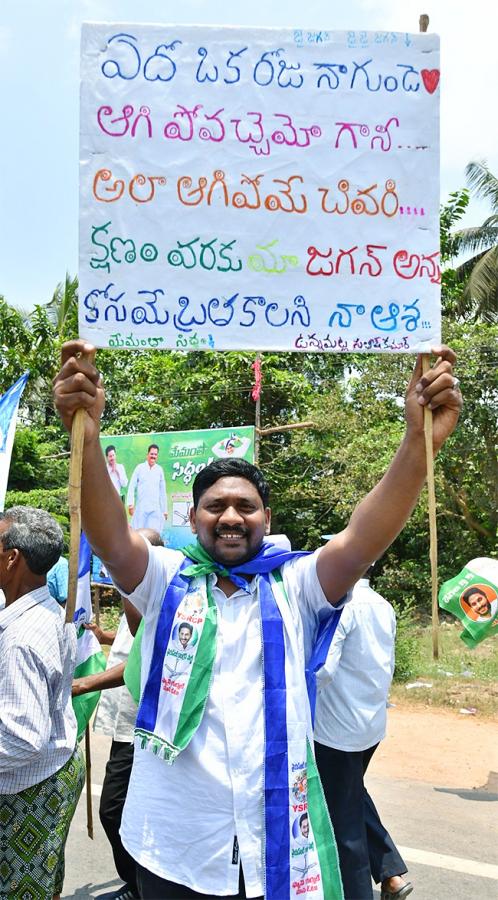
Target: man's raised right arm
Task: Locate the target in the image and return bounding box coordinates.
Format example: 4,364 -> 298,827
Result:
53,340 -> 148,594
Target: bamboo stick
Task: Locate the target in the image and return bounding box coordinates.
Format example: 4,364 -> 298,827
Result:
64,349 -> 96,837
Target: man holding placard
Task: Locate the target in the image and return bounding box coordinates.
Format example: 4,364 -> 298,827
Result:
54,339 -> 461,900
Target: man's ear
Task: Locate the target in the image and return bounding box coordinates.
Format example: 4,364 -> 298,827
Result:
264,508 -> 271,535
189,506 -> 197,534
5,547 -> 21,572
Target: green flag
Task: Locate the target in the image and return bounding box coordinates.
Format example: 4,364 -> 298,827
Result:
124,618 -> 144,705
72,626 -> 107,739
438,557 -> 498,648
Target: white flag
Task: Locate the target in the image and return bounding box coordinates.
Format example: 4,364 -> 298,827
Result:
0,372 -> 29,511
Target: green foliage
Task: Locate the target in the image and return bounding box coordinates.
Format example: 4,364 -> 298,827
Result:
453,161 -> 498,322
4,486 -> 69,545
440,321 -> 498,558
99,603 -> 122,632
440,189 -> 469,263
95,346 -> 345,436
7,429 -> 41,491
9,426 -> 70,492
391,598 -> 420,682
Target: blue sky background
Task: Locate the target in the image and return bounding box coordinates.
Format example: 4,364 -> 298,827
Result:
1,0 -> 497,312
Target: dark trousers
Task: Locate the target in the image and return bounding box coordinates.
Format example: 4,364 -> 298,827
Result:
136,862 -> 263,900
315,741 -> 406,900
99,740 -> 138,896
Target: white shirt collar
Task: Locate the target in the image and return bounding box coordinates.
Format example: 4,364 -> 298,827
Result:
0,584 -> 54,631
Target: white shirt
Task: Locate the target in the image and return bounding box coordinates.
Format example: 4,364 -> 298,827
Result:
126,461 -> 167,515
119,545 -> 336,897
94,615 -> 137,742
107,461 -> 128,495
314,578 -> 396,753
0,586 -> 77,793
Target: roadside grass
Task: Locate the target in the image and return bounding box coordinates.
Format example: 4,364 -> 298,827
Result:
98,600 -> 122,632
95,590 -> 121,658
391,618 -> 498,719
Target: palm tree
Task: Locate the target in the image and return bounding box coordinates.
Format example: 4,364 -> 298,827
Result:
44,273 -> 79,335
454,160 -> 498,323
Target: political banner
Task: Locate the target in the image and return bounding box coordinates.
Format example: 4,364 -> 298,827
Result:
79,24 -> 440,354
0,372 -> 29,511
94,425 -> 254,580
438,557 -> 498,648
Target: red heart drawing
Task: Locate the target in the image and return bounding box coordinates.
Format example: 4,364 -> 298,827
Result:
421,69 -> 440,94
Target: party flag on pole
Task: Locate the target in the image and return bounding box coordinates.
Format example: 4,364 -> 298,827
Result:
438,557 -> 498,648
0,372 -> 29,511
72,532 -> 107,739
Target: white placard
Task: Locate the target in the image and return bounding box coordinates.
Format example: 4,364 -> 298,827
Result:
79,24 -> 440,353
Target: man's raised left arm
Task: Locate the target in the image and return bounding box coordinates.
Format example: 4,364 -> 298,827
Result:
316,346 -> 462,605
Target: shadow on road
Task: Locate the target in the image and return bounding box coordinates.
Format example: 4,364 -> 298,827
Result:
62,878 -> 122,899
434,786 -> 498,802
434,769 -> 498,802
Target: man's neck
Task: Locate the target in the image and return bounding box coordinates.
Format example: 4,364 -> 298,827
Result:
216,572 -> 253,598
5,578 -> 45,607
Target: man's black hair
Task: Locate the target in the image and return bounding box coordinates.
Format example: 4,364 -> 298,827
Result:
104,444 -> 115,457
178,622 -> 194,636
462,586 -> 489,604
148,443 -> 159,453
192,458 -> 270,508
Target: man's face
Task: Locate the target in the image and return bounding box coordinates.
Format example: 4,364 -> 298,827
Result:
189,476 -> 271,567
300,816 -> 309,839
106,450 -> 116,466
147,448 -> 158,466
179,626 -> 191,648
467,590 -> 491,617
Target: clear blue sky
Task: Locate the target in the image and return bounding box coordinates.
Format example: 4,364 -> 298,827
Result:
1,0 -> 497,312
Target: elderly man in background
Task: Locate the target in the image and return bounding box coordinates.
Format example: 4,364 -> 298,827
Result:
0,506 -> 84,900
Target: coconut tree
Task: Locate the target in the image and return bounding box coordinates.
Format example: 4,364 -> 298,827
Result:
454,160 -> 498,323
44,272 -> 79,336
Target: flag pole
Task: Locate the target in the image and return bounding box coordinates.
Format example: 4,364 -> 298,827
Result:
419,12 -> 439,660
65,349 -> 95,837
252,353 -> 262,465
84,725 -> 94,839
65,393 -> 92,625
422,352 -> 439,661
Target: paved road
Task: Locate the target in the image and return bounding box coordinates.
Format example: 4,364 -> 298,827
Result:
62,733 -> 498,899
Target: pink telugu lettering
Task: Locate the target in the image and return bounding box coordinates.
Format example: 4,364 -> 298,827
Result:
161,677 -> 186,695
292,874 -> 321,894
176,610 -> 203,624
